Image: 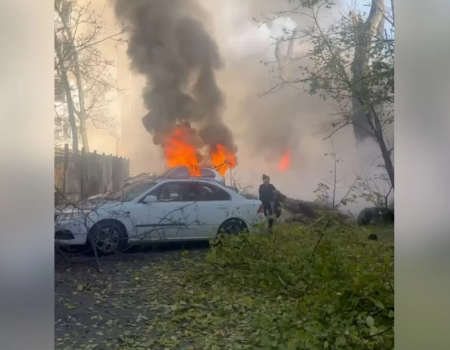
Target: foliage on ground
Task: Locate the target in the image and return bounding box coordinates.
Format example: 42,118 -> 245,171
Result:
182,224 -> 394,350
56,223 -> 393,350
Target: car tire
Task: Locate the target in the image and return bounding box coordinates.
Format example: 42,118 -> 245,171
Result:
217,218 -> 248,235
88,220 -> 128,256
212,219 -> 248,248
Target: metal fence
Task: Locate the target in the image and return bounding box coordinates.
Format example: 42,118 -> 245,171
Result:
55,144 -> 130,203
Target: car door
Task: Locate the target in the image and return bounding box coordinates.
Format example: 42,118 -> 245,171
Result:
186,182 -> 233,238
132,182 -> 200,241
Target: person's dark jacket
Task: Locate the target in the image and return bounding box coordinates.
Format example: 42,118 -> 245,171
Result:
259,184 -> 276,204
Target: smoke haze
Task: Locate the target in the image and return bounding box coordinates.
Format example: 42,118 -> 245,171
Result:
115,0 -> 391,206
114,0 -> 237,161
196,0 -> 357,199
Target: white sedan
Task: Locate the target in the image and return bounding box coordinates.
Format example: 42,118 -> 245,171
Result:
55,178 -> 266,254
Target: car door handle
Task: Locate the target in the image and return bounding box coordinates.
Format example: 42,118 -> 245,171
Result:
216,205 -> 227,209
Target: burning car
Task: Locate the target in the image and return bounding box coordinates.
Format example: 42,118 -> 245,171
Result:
125,165 -> 225,187
85,166 -> 226,203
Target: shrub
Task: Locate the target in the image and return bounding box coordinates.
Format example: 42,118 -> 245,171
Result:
185,223 -> 394,350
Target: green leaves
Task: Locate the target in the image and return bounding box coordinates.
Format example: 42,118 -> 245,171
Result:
373,300 -> 385,310
335,335 -> 346,346
56,222 -> 394,350
366,316 -> 375,327
277,0 -> 394,148
188,224 -> 395,349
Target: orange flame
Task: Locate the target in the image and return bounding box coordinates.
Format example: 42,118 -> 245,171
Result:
162,126 -> 237,177
210,144 -> 237,177
163,126 -> 201,176
278,149 -> 292,171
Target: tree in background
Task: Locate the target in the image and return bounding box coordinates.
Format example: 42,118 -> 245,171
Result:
54,0 -> 124,153
258,0 -> 394,188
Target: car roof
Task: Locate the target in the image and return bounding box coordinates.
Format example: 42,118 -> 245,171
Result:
134,177 -> 231,189
155,177 -> 221,184
128,167 -> 222,179
168,166 -> 221,175
171,165 -> 216,169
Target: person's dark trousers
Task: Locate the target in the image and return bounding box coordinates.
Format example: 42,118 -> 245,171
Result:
262,201 -> 274,229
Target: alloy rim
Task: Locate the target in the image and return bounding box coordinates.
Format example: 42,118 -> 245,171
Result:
94,227 -> 120,253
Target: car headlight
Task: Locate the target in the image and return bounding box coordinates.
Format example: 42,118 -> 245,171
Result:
57,212 -> 86,221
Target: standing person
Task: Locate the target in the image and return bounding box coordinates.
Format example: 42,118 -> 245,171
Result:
259,174 -> 277,230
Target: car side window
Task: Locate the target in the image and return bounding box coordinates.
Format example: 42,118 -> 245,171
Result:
151,183 -> 188,202
210,185 -> 231,201
189,183 -> 231,201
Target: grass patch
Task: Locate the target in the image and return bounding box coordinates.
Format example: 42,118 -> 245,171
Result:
164,223 -> 393,349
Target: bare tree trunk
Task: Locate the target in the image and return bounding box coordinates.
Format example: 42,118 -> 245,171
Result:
350,0 -> 394,188
275,29 -> 297,81
350,0 -> 385,143
55,34 -> 79,154
371,108 -> 395,188
391,0 -> 395,23
376,131 -> 394,188
73,60 -> 90,152
56,4 -> 90,152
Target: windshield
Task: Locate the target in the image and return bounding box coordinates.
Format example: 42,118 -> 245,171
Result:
107,181 -> 157,202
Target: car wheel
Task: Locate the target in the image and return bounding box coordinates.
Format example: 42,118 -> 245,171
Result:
217,218 -> 248,235
89,220 -> 127,255
212,219 -> 248,248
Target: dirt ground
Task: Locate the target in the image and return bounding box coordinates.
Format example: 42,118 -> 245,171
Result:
55,243 -> 208,350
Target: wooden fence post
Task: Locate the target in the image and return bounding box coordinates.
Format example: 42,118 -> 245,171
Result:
55,147 -> 131,202
102,153 -> 106,193
80,148 -> 86,200
93,150 -> 99,196
62,143 -> 69,196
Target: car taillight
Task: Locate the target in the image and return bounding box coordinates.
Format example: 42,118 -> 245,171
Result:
257,204 -> 264,214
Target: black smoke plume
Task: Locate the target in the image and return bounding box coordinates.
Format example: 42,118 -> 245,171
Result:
114,0 -> 237,155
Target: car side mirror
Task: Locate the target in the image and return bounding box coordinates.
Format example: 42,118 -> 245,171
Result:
143,195 -> 157,204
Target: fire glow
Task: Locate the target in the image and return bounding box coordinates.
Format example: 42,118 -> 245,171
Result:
162,125 -> 237,177
163,126 -> 201,176
210,144 -> 237,177
277,149 -> 292,171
